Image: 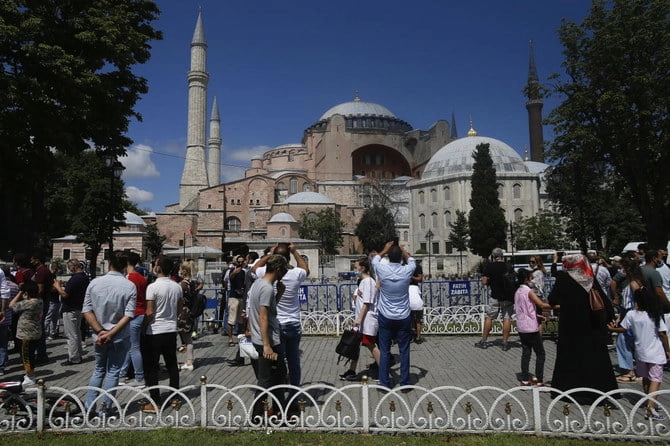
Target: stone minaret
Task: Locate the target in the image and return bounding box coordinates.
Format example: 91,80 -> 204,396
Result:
525,40 -> 544,163
207,96 -> 222,186
179,10 -> 209,209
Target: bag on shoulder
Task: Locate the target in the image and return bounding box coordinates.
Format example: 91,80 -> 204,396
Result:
335,329 -> 361,364
589,288 -> 608,327
190,291 -> 207,318
502,269 -> 517,301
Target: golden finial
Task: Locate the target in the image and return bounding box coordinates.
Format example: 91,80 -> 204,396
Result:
354,89 -> 361,102
467,115 -> 478,137
524,146 -> 529,161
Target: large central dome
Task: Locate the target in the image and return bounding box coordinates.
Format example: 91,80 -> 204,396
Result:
422,135 -> 528,179
319,99 -> 397,121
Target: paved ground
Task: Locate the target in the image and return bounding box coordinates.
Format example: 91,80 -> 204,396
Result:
2,330 -> 570,391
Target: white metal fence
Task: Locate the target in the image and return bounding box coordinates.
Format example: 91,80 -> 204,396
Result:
1,378 -> 669,441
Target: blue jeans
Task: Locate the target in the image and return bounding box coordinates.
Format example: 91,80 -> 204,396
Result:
0,324 -> 9,371
377,313 -> 412,388
279,321 -> 302,387
616,330 -> 635,372
119,315 -> 144,381
86,337 -> 130,413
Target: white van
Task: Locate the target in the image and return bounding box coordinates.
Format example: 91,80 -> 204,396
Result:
622,241 -> 670,255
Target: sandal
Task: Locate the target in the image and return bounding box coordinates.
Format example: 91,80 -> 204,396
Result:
616,374 -> 642,383
228,341 -> 236,347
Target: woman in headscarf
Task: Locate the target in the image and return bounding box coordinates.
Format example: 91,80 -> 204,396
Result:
548,252 -> 618,404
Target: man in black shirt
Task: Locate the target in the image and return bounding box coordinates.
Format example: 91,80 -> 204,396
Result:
475,248 -> 514,351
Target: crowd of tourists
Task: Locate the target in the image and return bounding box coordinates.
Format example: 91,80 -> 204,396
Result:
1,242 -> 669,420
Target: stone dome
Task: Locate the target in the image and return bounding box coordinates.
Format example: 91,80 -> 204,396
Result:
319,100 -> 397,121
422,135 -> 528,179
524,160 -> 550,174
268,212 -> 297,223
123,211 -> 146,226
284,192 -> 334,204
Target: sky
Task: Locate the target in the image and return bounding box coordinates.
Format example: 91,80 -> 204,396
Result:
121,0 -> 592,213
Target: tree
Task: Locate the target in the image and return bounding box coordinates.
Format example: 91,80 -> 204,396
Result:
298,208 -> 344,255
354,205 -> 398,253
144,223 -> 166,258
511,209 -> 571,250
0,1 -> 162,258
448,210 -> 469,276
468,143 -> 507,257
546,0 -> 670,249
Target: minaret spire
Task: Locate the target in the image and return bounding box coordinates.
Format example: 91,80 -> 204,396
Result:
451,110 -> 458,139
525,40 -> 544,163
180,9 -> 210,209
207,96 -> 222,187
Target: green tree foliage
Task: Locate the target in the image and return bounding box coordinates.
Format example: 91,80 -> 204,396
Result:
448,210 -> 469,253
144,223 -> 166,258
47,151 -> 127,276
298,208 -> 345,255
354,205 -> 398,253
511,209 -> 571,250
0,1 -> 162,258
468,143 -> 507,257
546,0 -> 670,249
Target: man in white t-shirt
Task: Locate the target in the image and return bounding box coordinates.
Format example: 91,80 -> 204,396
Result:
253,242 -> 309,399
141,256 -> 183,412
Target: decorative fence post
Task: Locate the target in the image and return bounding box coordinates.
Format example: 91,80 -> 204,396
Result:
36,380 -> 45,433
200,376 -> 208,428
361,376 -> 370,432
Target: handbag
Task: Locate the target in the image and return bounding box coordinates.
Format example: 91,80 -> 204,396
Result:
335,329 -> 361,364
589,287 -> 608,327
238,334 -> 258,359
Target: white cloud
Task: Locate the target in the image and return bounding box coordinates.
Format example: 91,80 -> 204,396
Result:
121,144 -> 160,179
228,145 -> 271,162
125,186 -> 154,203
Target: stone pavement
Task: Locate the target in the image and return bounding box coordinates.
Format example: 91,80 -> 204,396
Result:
2,331 -> 574,391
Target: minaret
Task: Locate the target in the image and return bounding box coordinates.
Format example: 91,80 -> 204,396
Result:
207,96 -> 221,186
451,110 -> 458,139
179,9 -> 209,209
525,40 -> 544,163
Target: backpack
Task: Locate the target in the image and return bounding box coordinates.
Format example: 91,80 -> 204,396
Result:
501,267 -> 517,301
182,280 -> 206,318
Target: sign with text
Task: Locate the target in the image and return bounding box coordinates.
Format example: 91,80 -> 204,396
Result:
448,280 -> 471,297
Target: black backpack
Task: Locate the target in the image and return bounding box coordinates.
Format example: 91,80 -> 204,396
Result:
501,267 -> 517,301
184,280 -> 206,318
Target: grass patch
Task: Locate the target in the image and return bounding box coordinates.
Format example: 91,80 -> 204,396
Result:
0,429 -> 651,446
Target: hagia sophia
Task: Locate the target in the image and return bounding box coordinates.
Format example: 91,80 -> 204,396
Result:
53,11 -> 550,277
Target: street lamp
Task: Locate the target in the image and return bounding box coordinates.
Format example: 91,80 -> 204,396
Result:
425,229 -> 434,279
103,154 -> 125,257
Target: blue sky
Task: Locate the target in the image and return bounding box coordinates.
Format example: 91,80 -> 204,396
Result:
121,0 -> 591,212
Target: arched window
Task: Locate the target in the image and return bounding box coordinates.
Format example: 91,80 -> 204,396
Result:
513,183 -> 522,199
418,191 -> 425,204
444,210 -> 452,227
403,231 -> 408,241
290,177 -> 298,194
514,208 -> 523,222
498,184 -> 504,198
443,186 -> 451,201
276,181 -> 286,191
431,212 -> 438,228
302,182 -> 311,192
419,213 -> 426,229
430,188 -> 437,202
225,217 -> 242,231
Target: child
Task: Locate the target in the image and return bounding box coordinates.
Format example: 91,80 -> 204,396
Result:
514,269 -> 552,386
612,284 -> 668,421
9,281 -> 43,389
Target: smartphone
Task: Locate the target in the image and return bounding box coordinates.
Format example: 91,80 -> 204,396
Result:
392,237 -> 399,246
557,251 -> 565,259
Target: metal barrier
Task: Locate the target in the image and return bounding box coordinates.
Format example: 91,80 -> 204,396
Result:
2,379 -> 668,441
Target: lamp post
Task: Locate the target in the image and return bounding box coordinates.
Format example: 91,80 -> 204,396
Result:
103,154 -> 125,257
425,229 -> 434,279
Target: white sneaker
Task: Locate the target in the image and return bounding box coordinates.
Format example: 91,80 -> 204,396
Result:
180,363 -> 194,372
120,379 -> 146,388
22,375 -> 36,388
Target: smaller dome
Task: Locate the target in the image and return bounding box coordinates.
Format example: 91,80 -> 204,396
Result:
524,160 -> 550,174
268,212 -> 297,223
123,211 -> 146,226
284,192 -> 334,204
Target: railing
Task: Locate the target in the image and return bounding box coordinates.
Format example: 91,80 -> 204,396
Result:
2,379 -> 668,441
